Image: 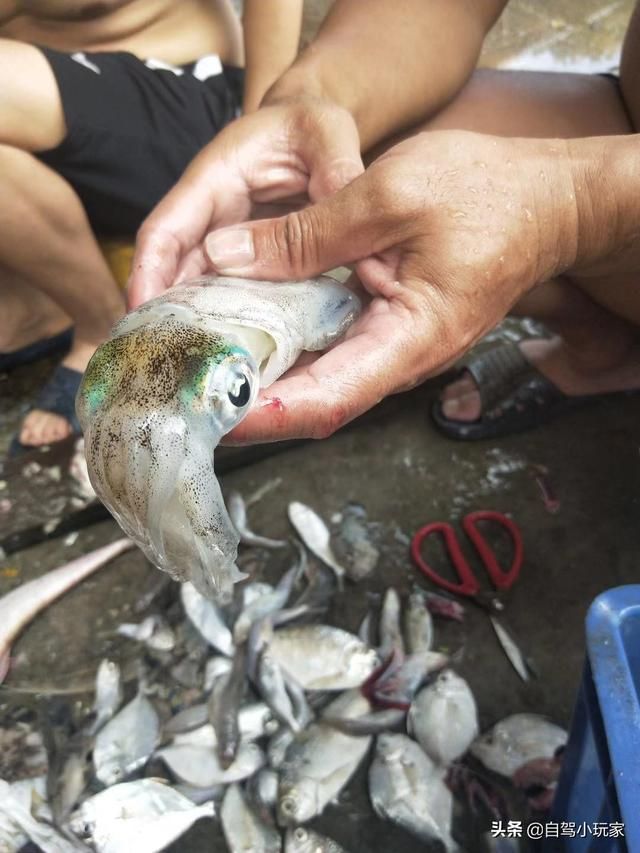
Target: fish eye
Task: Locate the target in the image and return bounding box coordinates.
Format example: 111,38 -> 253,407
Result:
228,373 -> 251,407
282,797 -> 296,814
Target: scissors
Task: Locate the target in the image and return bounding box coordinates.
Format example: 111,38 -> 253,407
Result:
411,510 -> 531,680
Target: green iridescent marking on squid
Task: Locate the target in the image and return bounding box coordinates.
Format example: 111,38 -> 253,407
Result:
179,343 -> 250,408
79,340 -> 121,415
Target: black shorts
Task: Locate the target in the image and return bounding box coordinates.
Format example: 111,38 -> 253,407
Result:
37,47 -> 244,236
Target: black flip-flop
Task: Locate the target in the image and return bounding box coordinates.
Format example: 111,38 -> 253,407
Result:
0,328 -> 73,373
9,364 -> 83,457
431,343 -> 594,441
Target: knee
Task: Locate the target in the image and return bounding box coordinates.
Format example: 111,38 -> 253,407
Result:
0,40 -> 66,150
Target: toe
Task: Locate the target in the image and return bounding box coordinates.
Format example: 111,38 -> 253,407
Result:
20,411 -> 71,448
441,372 -> 478,402
441,390 -> 482,422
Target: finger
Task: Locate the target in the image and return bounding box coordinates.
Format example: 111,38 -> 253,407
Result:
305,110 -> 364,200
128,225 -> 186,309
204,172 -> 394,281
174,244 -> 210,285
226,313 -> 413,443
128,163 -> 249,308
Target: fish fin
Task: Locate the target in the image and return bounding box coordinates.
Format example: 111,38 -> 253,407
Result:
231,564 -> 249,583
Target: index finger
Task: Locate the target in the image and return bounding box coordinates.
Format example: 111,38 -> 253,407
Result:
128,178 -> 219,308
225,313 -> 420,444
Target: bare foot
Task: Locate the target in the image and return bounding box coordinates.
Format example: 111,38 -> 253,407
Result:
439,336 -> 640,423
18,340 -> 101,448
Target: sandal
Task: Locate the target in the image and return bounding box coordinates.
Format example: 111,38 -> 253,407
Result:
9,364 -> 83,457
0,328 -> 73,372
431,343 -> 594,441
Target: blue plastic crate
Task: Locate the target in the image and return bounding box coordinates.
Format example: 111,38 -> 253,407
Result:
546,586 -> 640,852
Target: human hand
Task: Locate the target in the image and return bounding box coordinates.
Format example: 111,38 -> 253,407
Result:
200,130 -> 579,443
127,97 -> 363,308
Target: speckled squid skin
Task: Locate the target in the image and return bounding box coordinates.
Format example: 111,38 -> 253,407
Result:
76,276 -> 361,604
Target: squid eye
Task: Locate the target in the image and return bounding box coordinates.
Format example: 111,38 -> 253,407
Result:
228,374 -> 251,407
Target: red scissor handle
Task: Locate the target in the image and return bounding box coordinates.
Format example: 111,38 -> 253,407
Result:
410,510 -> 523,596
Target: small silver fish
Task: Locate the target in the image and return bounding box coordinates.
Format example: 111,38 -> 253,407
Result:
170,704 -> 276,749
288,502 -> 346,586
283,670 -> 313,731
45,721 -> 95,826
291,562 -> 333,613
69,779 -> 214,853
323,707 -> 406,736
91,659 -> 122,734
204,655 -> 234,691
116,615 -> 176,652
157,740 -> 265,788
233,557 -> 301,644
333,503 -> 379,582
0,776 -> 81,853
242,581 -> 276,607
221,784 -> 281,853
181,582 -> 234,657
0,539 -> 133,684
371,650 -> 449,707
404,591 -> 434,654
285,826 -> 351,853
228,490 -> 287,550
379,588 -> 404,656
174,783 -> 225,805
268,625 -> 378,691
78,277 -> 360,604
369,734 -> 457,851
357,609 -> 375,646
93,691 -> 160,786
471,713 -> 567,778
408,670 -> 479,765
164,704 -> 209,736
278,691 -> 372,826
208,645 -> 247,768
267,726 -> 295,770
256,651 -> 300,733
246,767 -> 279,825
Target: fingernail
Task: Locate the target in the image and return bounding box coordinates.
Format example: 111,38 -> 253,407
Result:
205,228 -> 254,270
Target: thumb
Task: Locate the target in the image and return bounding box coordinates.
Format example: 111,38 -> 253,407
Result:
204,173 -> 388,281
305,110 -> 364,200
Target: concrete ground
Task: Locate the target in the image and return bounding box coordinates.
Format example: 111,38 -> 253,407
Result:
0,1 -> 638,851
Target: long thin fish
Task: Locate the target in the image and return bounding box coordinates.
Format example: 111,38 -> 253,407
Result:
208,645 -> 247,768
490,616 -> 530,682
228,491 -> 287,549
323,708 -> 406,736
233,556 -> 301,643
0,538 -> 134,683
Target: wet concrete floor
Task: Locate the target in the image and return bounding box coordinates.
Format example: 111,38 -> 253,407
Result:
0,0 -> 638,851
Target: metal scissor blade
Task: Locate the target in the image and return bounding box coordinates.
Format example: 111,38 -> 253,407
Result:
489,615 -> 530,682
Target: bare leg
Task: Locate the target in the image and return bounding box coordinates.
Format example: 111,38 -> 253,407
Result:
395,69 -> 640,422
0,40 -> 125,446
0,273 -> 71,353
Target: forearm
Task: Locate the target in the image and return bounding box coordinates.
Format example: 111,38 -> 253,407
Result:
242,0 -> 303,113
564,134 -> 640,277
264,0 -> 507,149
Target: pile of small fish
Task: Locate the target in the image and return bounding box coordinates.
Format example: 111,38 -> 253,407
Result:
0,495 -> 568,853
